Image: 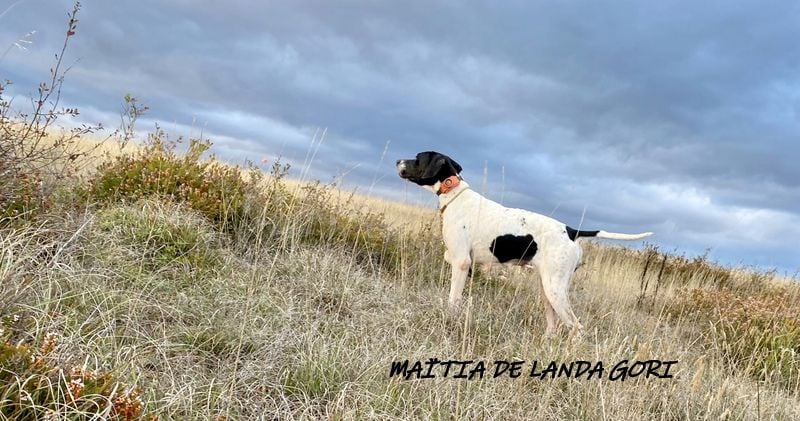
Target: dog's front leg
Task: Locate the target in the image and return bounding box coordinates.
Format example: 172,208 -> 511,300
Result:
442,222 -> 471,311
446,253 -> 471,310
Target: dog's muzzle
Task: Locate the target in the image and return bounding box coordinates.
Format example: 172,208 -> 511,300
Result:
396,160 -> 409,178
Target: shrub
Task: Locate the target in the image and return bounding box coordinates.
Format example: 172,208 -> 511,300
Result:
278,182 -> 447,282
663,251 -> 734,289
86,130 -> 270,233
0,327 -> 148,420
292,183 -> 403,270
84,131 -> 446,279
671,287 -> 800,389
0,3 -> 102,223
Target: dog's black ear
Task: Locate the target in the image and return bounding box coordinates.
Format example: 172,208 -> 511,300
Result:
448,157 -> 462,174
420,155 -> 446,179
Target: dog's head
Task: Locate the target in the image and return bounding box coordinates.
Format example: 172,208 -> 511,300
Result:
396,151 -> 462,193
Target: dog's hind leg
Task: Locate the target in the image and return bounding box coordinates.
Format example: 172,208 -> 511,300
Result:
540,272 -> 582,335
526,264 -> 559,336
537,254 -> 583,335
540,285 -> 559,336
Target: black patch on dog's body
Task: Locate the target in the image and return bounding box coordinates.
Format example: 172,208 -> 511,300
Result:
565,226 -> 600,241
490,234 -> 537,263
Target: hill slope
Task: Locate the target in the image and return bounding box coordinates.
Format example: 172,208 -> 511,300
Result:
1,139 -> 799,420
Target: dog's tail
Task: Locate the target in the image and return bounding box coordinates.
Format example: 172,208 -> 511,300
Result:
567,226 -> 653,241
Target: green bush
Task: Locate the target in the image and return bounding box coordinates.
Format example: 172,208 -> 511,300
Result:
86,131 -> 261,231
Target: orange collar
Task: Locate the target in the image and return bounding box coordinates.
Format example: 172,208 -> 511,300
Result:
437,175 -> 461,195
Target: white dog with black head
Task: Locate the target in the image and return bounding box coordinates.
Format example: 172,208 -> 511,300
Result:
396,151 -> 652,335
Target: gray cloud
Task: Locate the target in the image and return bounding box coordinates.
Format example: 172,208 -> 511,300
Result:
2,0 -> 797,272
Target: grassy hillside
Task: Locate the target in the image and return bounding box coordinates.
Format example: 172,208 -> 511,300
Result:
1,130 -> 799,420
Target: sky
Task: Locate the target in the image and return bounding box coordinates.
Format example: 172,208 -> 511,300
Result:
1,0 -> 798,274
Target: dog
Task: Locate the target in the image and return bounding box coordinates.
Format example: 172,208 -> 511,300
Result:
396,151 -> 652,335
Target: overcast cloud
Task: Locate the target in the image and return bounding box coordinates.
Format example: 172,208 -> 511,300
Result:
2,0 -> 798,273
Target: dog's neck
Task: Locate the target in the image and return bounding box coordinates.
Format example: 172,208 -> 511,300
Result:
437,178 -> 470,214
436,175 -> 461,195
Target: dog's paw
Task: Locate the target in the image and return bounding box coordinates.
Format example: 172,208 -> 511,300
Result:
569,324 -> 584,342
447,298 -> 463,313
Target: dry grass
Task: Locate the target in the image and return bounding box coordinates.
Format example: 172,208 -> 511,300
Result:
2,148 -> 799,419
3,16 -> 798,412
4,6 -> 797,415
